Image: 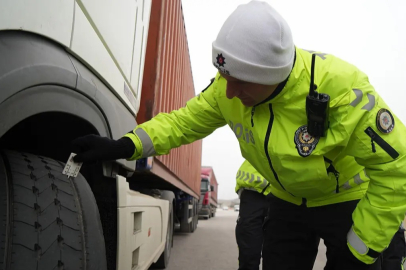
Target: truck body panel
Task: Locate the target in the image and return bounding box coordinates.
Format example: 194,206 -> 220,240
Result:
0,0 -> 151,115
116,175 -> 169,270
77,0 -> 138,80
0,0 -> 74,47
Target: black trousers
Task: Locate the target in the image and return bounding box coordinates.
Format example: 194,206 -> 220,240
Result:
262,194 -> 406,270
380,227 -> 406,269
235,190 -> 269,270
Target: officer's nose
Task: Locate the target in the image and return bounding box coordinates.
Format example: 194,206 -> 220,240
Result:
226,83 -> 240,99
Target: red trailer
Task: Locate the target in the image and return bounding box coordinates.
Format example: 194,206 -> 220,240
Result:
133,0 -> 202,234
199,166 -> 219,219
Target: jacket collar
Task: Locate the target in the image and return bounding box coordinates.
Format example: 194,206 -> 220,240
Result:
259,47 -> 306,105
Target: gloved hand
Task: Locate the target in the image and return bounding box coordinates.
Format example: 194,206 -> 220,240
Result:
71,134 -> 135,163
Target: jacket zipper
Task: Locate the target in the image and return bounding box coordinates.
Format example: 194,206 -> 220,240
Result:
324,157 -> 340,193
264,104 -> 288,193
364,127 -> 399,159
251,106 -> 256,127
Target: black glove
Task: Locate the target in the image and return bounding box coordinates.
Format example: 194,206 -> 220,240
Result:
71,134 -> 135,163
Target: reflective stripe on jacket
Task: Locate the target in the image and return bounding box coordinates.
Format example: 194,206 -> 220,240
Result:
124,47 -> 406,264
236,160 -> 271,196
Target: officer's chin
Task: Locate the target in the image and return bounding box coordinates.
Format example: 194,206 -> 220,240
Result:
240,99 -> 255,107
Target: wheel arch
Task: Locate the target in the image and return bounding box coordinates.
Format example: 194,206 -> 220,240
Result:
0,30 -> 137,171
0,31 -> 140,269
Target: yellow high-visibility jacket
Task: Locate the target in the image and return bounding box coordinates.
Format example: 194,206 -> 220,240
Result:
125,48 -> 406,264
235,160 -> 272,196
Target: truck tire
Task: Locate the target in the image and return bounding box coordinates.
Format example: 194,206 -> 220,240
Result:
192,201 -> 198,232
180,200 -> 196,233
189,204 -> 195,233
0,151 -> 107,270
152,202 -> 173,269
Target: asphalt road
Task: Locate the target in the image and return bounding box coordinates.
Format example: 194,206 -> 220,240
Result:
161,209 -> 328,270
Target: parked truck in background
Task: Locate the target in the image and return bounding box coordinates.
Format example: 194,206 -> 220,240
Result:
199,167 -> 219,219
0,0 -> 201,269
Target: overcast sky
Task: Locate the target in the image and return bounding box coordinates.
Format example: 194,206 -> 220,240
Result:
181,0 -> 406,200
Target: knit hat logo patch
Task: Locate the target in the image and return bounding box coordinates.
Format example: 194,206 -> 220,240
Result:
213,53 -> 230,75
216,53 -> 226,67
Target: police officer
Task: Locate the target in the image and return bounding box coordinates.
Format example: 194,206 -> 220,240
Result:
72,1 -> 406,269
235,160 -> 405,270
234,160 -> 273,270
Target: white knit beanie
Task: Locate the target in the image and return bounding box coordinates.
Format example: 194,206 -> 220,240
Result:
212,1 -> 294,85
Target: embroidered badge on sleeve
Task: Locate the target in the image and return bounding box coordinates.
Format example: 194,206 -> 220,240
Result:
376,109 -> 395,134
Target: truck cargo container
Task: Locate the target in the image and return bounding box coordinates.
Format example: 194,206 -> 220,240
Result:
0,0 -> 200,269
199,167 -> 219,219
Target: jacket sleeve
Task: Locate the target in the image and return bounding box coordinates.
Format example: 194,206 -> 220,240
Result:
124,79 -> 226,160
342,70 -> 406,264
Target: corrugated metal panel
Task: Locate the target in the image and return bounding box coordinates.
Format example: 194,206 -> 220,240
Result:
137,0 -> 202,198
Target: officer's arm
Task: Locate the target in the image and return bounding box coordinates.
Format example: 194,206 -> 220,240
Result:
124,79 -> 226,160
343,70 -> 406,264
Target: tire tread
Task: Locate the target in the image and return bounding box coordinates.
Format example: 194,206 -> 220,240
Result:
2,151 -> 84,270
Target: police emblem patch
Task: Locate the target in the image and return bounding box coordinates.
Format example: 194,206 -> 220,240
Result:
216,53 -> 226,67
294,125 -> 319,157
376,108 -> 395,134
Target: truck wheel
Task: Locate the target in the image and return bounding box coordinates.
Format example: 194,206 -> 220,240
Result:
152,203 -> 173,269
189,201 -> 196,233
193,214 -> 198,231
0,151 -> 107,270
193,201 -> 198,231
180,200 -> 193,233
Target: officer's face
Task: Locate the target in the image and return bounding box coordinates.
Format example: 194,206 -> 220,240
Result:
221,73 -> 277,107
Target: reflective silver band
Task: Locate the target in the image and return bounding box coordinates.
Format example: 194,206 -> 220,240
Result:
354,173 -> 364,185
259,178 -> 268,189
244,172 -> 250,181
342,170 -> 368,190
350,89 -> 375,111
362,93 -> 375,111
249,174 -> 255,183
135,128 -> 156,157
350,89 -> 363,107
238,171 -> 269,189
347,227 -> 368,254
342,181 -> 351,190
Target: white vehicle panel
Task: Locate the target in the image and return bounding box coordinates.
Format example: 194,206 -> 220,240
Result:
117,176 -> 169,270
70,2 -> 137,113
130,0 -> 152,109
0,0 -> 74,47
76,0 -> 136,81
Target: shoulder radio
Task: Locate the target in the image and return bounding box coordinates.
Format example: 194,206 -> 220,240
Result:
306,53 -> 330,137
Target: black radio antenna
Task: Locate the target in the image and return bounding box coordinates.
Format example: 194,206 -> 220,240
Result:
309,53 -> 317,97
